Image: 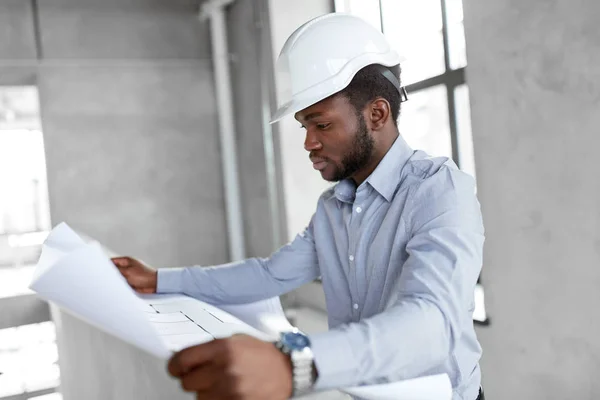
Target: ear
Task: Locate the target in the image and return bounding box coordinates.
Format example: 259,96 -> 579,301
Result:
368,98 -> 391,131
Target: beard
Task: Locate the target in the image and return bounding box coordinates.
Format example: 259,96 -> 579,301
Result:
328,114 -> 375,182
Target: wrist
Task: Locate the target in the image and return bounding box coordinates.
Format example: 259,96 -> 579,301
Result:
275,330 -> 316,397
151,270 -> 158,291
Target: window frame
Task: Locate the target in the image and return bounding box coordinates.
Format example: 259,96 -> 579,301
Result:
382,0 -> 466,165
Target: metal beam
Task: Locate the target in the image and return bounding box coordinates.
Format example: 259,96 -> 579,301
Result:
0,387 -> 56,400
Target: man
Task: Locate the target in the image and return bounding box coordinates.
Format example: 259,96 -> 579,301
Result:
113,13 -> 485,400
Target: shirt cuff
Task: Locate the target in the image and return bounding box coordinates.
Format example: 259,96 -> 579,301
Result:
310,329 -> 358,390
156,267 -> 186,294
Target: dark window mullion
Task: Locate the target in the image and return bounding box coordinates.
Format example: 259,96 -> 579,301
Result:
440,0 -> 460,163
440,0 -> 451,71
404,67 -> 464,93
378,0 -> 385,33
447,83 -> 460,163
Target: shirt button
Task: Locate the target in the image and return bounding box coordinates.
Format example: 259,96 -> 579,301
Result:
353,303 -> 359,310
349,255 -> 354,262
356,206 -> 362,213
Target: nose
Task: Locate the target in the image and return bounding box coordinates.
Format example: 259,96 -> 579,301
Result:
304,129 -> 323,152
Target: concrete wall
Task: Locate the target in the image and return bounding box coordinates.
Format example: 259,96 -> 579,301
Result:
31,0 -> 288,266
0,0 -> 36,60
463,1 -> 600,398
0,0 -> 331,286
35,0 -> 229,268
0,1 -> 36,90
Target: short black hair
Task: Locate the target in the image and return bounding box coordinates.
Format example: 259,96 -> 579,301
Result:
338,64 -> 402,126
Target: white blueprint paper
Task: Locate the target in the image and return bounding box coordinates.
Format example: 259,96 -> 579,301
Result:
29,223 -> 268,358
30,223 -> 452,400
30,223 -> 171,359
342,373 -> 452,400
142,296 -> 272,343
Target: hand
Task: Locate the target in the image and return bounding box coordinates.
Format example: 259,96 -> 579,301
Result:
168,334 -> 293,400
111,256 -> 158,294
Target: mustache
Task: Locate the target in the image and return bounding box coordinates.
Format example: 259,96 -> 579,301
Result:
309,152 -> 328,163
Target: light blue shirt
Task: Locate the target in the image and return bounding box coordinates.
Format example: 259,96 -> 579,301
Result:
158,134 -> 484,400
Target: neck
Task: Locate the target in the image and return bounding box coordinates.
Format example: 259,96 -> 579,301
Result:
351,129 -> 399,186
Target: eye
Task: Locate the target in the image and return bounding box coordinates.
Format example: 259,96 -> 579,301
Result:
317,123 -> 331,130
299,124 -> 306,129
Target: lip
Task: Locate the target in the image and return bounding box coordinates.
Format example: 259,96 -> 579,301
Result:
310,156 -> 328,171
312,161 -> 328,171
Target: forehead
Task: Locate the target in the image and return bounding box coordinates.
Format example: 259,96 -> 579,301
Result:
294,94 -> 353,122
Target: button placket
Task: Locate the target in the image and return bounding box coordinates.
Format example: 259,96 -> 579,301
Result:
346,199 -> 360,312
351,192 -> 367,309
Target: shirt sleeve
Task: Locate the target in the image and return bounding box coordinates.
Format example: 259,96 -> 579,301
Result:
156,217 -> 320,304
310,167 -> 485,389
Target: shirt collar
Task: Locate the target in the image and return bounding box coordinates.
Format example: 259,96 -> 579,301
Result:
365,135 -> 414,202
333,135 -> 414,204
333,179 -> 356,204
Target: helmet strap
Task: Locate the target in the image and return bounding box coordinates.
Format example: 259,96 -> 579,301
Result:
375,65 -> 409,103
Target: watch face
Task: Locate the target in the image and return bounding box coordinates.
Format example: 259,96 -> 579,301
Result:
282,332 -> 311,350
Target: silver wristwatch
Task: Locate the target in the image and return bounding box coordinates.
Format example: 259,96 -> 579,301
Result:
275,330 -> 316,397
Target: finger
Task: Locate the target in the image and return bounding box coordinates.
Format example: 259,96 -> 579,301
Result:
196,392 -> 218,400
179,363 -> 222,392
197,375 -> 242,400
168,340 -> 226,377
111,257 -> 131,268
194,378 -> 234,400
195,391 -> 230,400
168,341 -> 223,377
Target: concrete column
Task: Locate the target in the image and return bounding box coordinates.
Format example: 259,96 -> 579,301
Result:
463,1 -> 600,398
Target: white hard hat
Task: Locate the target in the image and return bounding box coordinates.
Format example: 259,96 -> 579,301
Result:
270,13 -> 405,124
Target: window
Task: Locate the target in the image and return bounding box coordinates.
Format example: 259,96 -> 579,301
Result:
0,322 -> 60,400
0,87 -> 51,237
0,86 -> 59,399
